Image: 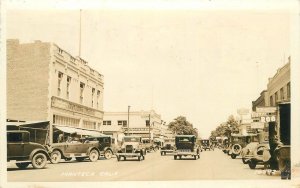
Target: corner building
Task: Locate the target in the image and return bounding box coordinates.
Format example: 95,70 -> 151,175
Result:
7,39 -> 104,143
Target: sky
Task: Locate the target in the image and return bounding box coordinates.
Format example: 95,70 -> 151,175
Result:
6,4 -> 293,138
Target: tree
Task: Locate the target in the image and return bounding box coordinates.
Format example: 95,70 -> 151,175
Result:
210,115 -> 240,138
168,116 -> 198,136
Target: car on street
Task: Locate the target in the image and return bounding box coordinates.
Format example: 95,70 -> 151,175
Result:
244,142 -> 270,169
160,137 -> 175,155
141,138 -> 159,153
173,135 -> 200,160
229,133 -> 258,159
86,135 -> 118,159
49,138 -> 100,163
116,136 -> 146,161
201,139 -> 213,151
7,130 -> 51,169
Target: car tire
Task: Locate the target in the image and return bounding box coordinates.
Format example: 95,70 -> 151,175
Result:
104,149 -> 113,160
123,156 -> 126,161
32,152 -> 47,169
75,157 -> 85,162
50,150 -> 61,164
231,153 -> 237,159
138,156 -> 141,161
174,155 -> 177,160
117,155 -> 120,161
179,155 -> 182,160
142,155 -> 145,160
89,149 -> 99,162
160,152 -> 163,156
16,162 -> 30,169
242,158 -> 247,164
249,160 -> 257,169
194,155 -> 197,160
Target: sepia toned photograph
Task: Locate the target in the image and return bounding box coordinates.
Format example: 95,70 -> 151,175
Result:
1,0 -> 300,188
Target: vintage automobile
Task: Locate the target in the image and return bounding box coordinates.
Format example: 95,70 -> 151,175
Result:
242,142 -> 269,168
173,135 -> 200,160
200,139 -> 213,151
160,137 -> 175,155
116,136 -> 146,161
141,138 -> 159,153
49,137 -> 100,163
228,133 -> 258,159
86,135 -> 118,159
7,130 -> 51,169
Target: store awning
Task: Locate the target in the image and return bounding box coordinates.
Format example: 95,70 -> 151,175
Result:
54,125 -> 105,137
7,121 -> 50,130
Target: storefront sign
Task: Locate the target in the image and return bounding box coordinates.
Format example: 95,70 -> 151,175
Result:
251,122 -> 265,129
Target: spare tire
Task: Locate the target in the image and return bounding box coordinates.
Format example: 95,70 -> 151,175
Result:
232,144 -> 242,155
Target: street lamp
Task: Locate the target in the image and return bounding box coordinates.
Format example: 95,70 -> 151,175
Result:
127,105 -> 130,135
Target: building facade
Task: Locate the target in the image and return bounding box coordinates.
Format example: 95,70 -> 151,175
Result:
103,110 -> 164,139
7,39 -> 104,143
252,57 -> 291,110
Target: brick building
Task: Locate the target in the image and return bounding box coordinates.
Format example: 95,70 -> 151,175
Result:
7,39 -> 104,143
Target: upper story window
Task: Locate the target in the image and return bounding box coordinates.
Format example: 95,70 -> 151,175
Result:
57,72 -> 63,96
103,121 -> 111,126
275,92 -> 278,103
92,88 -> 95,107
270,96 -> 273,106
118,120 -> 127,127
97,90 -> 101,108
66,76 -> 71,99
80,82 -> 85,104
280,87 -> 284,100
287,82 -> 291,99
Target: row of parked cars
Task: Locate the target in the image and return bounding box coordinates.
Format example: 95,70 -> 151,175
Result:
7,129 -> 204,169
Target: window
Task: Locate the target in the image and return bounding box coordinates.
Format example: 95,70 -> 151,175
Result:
280,88 -> 284,100
118,120 -> 127,127
103,121 -> 111,125
83,120 -> 96,130
92,88 -> 95,107
145,120 -> 150,127
57,72 -> 63,96
287,82 -> 290,99
270,96 -> 273,106
275,92 -> 278,103
80,82 -> 85,103
53,115 -> 80,128
67,76 -> 71,99
7,133 -> 23,142
97,90 -> 100,108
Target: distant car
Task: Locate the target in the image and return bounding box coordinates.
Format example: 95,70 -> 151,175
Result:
116,136 -> 146,161
173,135 -> 200,160
141,138 -> 159,153
160,138 -> 175,156
49,138 -> 100,163
7,130 -> 51,169
86,135 -> 118,159
201,139 -> 213,151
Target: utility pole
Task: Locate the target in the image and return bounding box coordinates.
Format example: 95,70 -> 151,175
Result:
127,106 -> 130,135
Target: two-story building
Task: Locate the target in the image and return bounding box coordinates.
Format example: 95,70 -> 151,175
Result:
7,39 -> 104,143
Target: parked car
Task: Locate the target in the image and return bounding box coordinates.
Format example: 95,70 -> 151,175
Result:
229,133 -> 258,159
141,138 -> 159,153
160,138 -> 175,156
86,135 -> 118,159
173,135 -> 200,160
49,137 -> 100,163
245,143 -> 270,169
240,141 -> 259,164
7,130 -> 51,169
116,136 -> 146,161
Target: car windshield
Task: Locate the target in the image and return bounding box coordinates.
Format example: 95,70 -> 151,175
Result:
124,137 -> 140,142
177,137 -> 192,142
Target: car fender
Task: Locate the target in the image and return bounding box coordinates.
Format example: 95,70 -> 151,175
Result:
29,149 -> 51,162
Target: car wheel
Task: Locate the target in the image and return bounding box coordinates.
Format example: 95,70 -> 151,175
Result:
142,155 -> 145,160
117,155 -> 120,161
104,149 -> 113,160
16,162 -> 30,169
198,154 -> 200,159
123,156 -> 126,161
194,155 -> 197,160
160,152 -> 163,156
89,149 -> 99,162
179,155 -> 182,160
32,152 -> 47,169
242,158 -> 247,164
50,150 -> 61,164
249,160 -> 257,169
231,153 -> 236,159
75,157 -> 85,162
174,155 -> 177,160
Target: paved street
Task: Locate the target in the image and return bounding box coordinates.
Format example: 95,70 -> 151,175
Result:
7,149 -> 279,181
